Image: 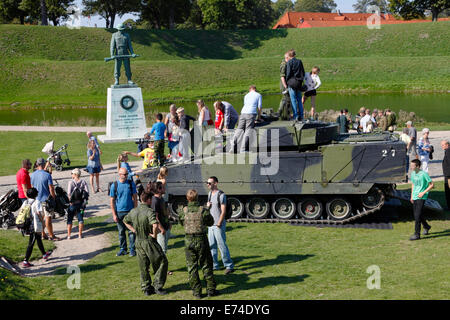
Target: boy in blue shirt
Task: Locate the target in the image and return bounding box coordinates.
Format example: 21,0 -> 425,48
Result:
150,113 -> 166,166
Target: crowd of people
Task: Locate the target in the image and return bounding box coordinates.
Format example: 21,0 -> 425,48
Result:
10,49 -> 450,297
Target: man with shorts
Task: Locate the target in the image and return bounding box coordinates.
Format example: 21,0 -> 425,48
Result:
30,158 -> 60,241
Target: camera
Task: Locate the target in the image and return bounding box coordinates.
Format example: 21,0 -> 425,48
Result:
135,138 -> 153,145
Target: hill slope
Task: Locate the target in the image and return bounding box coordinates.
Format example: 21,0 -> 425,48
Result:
0,22 -> 448,106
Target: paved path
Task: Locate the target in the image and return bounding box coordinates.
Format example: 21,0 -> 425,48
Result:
0,161 -> 142,277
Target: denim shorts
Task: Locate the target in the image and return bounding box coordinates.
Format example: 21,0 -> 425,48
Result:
67,203 -> 84,224
86,166 -> 101,174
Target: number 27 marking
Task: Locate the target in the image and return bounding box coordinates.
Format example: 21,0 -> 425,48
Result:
382,149 -> 395,157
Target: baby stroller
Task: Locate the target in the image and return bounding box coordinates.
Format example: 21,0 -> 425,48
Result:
42,141 -> 71,171
0,189 -> 21,229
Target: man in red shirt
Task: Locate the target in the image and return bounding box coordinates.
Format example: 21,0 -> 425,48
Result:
16,159 -> 32,203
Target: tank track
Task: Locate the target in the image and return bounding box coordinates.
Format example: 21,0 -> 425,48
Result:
226,199 -> 385,225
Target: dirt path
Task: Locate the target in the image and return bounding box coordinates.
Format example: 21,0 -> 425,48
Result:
0,161 -> 142,277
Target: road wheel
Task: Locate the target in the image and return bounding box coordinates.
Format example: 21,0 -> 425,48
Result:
272,198 -> 296,219
228,197 -> 244,219
326,198 -> 352,221
298,198 -> 323,220
245,198 -> 270,219
361,187 -> 385,209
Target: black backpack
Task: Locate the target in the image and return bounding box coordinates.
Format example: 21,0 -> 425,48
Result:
70,181 -> 84,202
208,190 -> 233,220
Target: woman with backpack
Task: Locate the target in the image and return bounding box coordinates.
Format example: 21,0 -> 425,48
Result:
21,187 -> 52,268
66,168 -> 89,239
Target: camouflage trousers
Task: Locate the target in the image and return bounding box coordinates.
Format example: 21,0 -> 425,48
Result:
185,234 -> 216,295
154,140 -> 165,166
278,93 -> 292,120
135,238 -> 168,292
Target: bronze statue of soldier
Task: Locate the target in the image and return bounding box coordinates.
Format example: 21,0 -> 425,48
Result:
107,23 -> 139,86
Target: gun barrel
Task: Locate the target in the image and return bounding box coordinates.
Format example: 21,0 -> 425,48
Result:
104,54 -> 139,62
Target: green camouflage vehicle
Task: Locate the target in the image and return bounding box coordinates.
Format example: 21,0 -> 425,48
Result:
139,113 -> 407,225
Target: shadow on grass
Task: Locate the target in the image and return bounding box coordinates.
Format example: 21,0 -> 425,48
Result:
422,229 -> 450,240
237,254 -> 314,271
168,240 -> 185,251
217,273 -> 310,295
53,260 -> 124,276
117,29 -> 289,60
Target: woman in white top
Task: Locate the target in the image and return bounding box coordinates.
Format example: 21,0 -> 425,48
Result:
197,99 -> 212,127
302,66 -> 322,119
22,187 -> 52,268
418,128 -> 432,173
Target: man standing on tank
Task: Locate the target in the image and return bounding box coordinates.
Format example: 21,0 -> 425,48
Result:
278,52 -> 291,120
285,49 -> 305,121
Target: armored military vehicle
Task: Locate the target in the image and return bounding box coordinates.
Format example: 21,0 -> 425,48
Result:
139,114 -> 407,225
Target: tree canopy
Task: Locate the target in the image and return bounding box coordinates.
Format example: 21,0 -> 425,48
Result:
293,0 -> 337,13
389,0 -> 450,21
353,0 -> 390,13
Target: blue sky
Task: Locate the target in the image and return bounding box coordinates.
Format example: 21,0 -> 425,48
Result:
74,0 -> 358,28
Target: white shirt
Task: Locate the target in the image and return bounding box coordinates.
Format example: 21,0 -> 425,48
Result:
241,90 -> 262,115
360,114 -> 372,133
21,199 -> 43,233
304,72 -> 322,92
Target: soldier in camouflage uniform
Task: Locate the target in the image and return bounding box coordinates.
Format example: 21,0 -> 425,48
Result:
123,191 -> 168,296
178,189 -> 217,298
278,53 -> 292,120
110,23 -> 137,86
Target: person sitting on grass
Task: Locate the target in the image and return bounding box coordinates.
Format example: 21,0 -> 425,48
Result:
21,187 -> 53,268
125,140 -> 156,169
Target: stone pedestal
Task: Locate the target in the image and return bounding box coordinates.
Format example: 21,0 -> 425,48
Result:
98,85 -> 147,143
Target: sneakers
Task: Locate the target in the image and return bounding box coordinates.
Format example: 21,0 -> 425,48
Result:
116,249 -> 128,256
224,268 -> 235,275
129,251 -> 136,257
423,226 -> 431,236
43,251 -> 53,260
409,234 -> 420,241
22,261 -> 34,268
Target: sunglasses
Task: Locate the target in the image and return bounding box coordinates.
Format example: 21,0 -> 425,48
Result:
206,182 -> 213,185
120,173 -> 128,176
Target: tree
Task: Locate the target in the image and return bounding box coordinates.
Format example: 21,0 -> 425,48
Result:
353,0 -> 389,13
294,0 -> 337,12
140,0 -> 191,29
82,0 -> 140,28
389,0 -> 450,21
272,0 -> 294,20
235,0 -> 275,29
19,0 -> 74,26
0,0 -> 26,24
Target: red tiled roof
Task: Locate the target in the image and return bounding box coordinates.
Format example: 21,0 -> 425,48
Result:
273,11 -> 448,29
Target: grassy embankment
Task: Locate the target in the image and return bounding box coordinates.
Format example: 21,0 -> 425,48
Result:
0,22 -> 449,108
0,182 -> 449,300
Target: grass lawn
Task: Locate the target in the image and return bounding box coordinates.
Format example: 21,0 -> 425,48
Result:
0,182 -> 449,300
